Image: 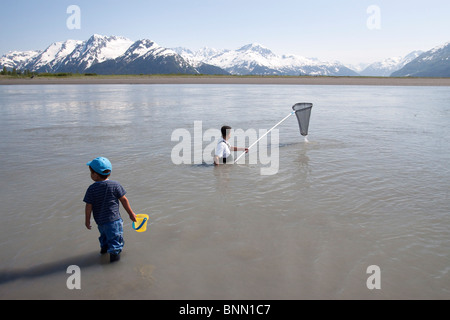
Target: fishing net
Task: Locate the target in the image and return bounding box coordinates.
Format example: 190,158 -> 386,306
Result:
292,103 -> 313,136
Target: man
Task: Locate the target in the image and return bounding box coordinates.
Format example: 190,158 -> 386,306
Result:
214,125 -> 248,165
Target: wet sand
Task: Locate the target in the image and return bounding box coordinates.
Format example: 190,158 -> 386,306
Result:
1,75 -> 450,86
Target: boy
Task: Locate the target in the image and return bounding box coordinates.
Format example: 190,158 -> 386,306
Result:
214,125 -> 248,165
83,157 -> 137,263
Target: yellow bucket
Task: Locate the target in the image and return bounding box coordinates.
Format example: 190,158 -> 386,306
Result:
132,214 -> 149,232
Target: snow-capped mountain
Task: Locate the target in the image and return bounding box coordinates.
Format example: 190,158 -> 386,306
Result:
176,43 -> 359,76
172,47 -> 228,67
54,35 -> 134,73
2,35 -> 448,77
0,50 -> 41,70
119,39 -> 174,63
86,39 -> 198,75
0,37 -> 357,76
391,42 -> 450,77
15,35 -> 133,73
360,50 -> 423,77
24,39 -> 84,73
171,47 -> 231,75
344,62 -> 371,74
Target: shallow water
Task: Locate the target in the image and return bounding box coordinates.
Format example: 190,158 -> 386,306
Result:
0,84 -> 449,299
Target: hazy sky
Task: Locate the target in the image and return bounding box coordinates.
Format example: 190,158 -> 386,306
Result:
1,0 -> 449,64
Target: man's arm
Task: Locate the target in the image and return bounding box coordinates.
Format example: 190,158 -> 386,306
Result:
232,146 -> 249,152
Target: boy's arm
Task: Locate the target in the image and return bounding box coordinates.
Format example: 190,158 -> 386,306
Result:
85,203 -> 92,230
119,195 -> 137,222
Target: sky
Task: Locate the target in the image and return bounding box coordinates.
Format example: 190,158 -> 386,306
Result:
1,0 -> 449,65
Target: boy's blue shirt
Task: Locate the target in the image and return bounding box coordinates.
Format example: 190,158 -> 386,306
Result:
83,180 -> 126,225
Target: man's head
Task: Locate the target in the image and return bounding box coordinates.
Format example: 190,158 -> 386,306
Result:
221,125 -> 232,140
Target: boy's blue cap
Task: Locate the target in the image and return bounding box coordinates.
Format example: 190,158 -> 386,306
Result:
87,157 -> 112,175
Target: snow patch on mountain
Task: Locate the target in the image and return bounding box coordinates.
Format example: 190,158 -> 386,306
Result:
124,39 -> 178,61
26,39 -> 83,72
59,35 -> 134,71
176,43 -> 358,76
420,41 -> 450,61
391,42 -> 450,77
0,50 -> 41,69
360,50 -> 423,76
14,35 -> 134,73
2,34 -> 448,77
85,38 -> 197,75
172,47 -> 228,67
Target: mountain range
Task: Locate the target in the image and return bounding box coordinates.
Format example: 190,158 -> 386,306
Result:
173,44 -> 359,76
359,51 -> 424,77
391,42 -> 450,77
1,34 -> 449,77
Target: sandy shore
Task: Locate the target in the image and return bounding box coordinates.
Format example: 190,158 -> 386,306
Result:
1,75 -> 450,86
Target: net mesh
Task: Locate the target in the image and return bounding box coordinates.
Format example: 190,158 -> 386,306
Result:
292,103 -> 312,136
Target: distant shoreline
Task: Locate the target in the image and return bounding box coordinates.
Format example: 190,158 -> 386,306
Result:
1,75 -> 450,86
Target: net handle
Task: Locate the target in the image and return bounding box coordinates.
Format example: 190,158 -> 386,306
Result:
234,111 -> 294,164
